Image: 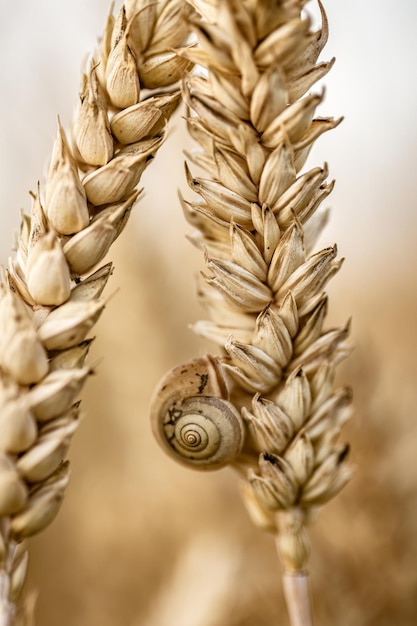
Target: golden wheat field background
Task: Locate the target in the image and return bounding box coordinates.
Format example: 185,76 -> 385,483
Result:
0,1 -> 416,625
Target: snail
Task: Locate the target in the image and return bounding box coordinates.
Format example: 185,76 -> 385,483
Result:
150,356 -> 245,470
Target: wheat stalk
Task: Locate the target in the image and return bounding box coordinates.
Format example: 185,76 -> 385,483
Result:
150,1 -> 353,624
0,2 -> 191,623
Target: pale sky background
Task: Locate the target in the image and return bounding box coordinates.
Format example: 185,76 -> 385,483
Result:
0,0 -> 416,292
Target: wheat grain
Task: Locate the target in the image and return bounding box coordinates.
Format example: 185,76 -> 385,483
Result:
0,1 -> 191,623
150,1 -> 352,623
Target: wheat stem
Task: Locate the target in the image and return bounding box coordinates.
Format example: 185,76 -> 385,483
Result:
0,572 -> 13,626
275,508 -> 313,625
0,523 -> 14,626
282,572 -> 314,626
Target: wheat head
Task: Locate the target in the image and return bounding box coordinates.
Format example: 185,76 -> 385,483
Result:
150,0 -> 353,623
0,1 -> 191,623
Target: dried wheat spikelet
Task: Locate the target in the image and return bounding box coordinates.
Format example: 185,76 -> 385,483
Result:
150,0 -> 353,623
0,2 -> 191,623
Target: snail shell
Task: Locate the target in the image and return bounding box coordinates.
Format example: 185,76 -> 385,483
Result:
150,356 -> 244,470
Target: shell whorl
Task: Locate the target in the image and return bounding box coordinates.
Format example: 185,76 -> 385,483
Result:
150,356 -> 245,470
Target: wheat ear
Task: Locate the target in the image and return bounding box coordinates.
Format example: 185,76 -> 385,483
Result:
0,2 -> 191,622
150,1 -> 353,624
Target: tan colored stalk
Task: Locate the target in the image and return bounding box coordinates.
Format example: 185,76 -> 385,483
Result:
0,1 -> 190,621
150,1 -> 352,624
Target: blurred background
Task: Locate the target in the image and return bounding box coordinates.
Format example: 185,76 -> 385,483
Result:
0,1 -> 416,624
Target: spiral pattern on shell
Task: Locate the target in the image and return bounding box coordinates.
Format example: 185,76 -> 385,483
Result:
150,357 -> 245,470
